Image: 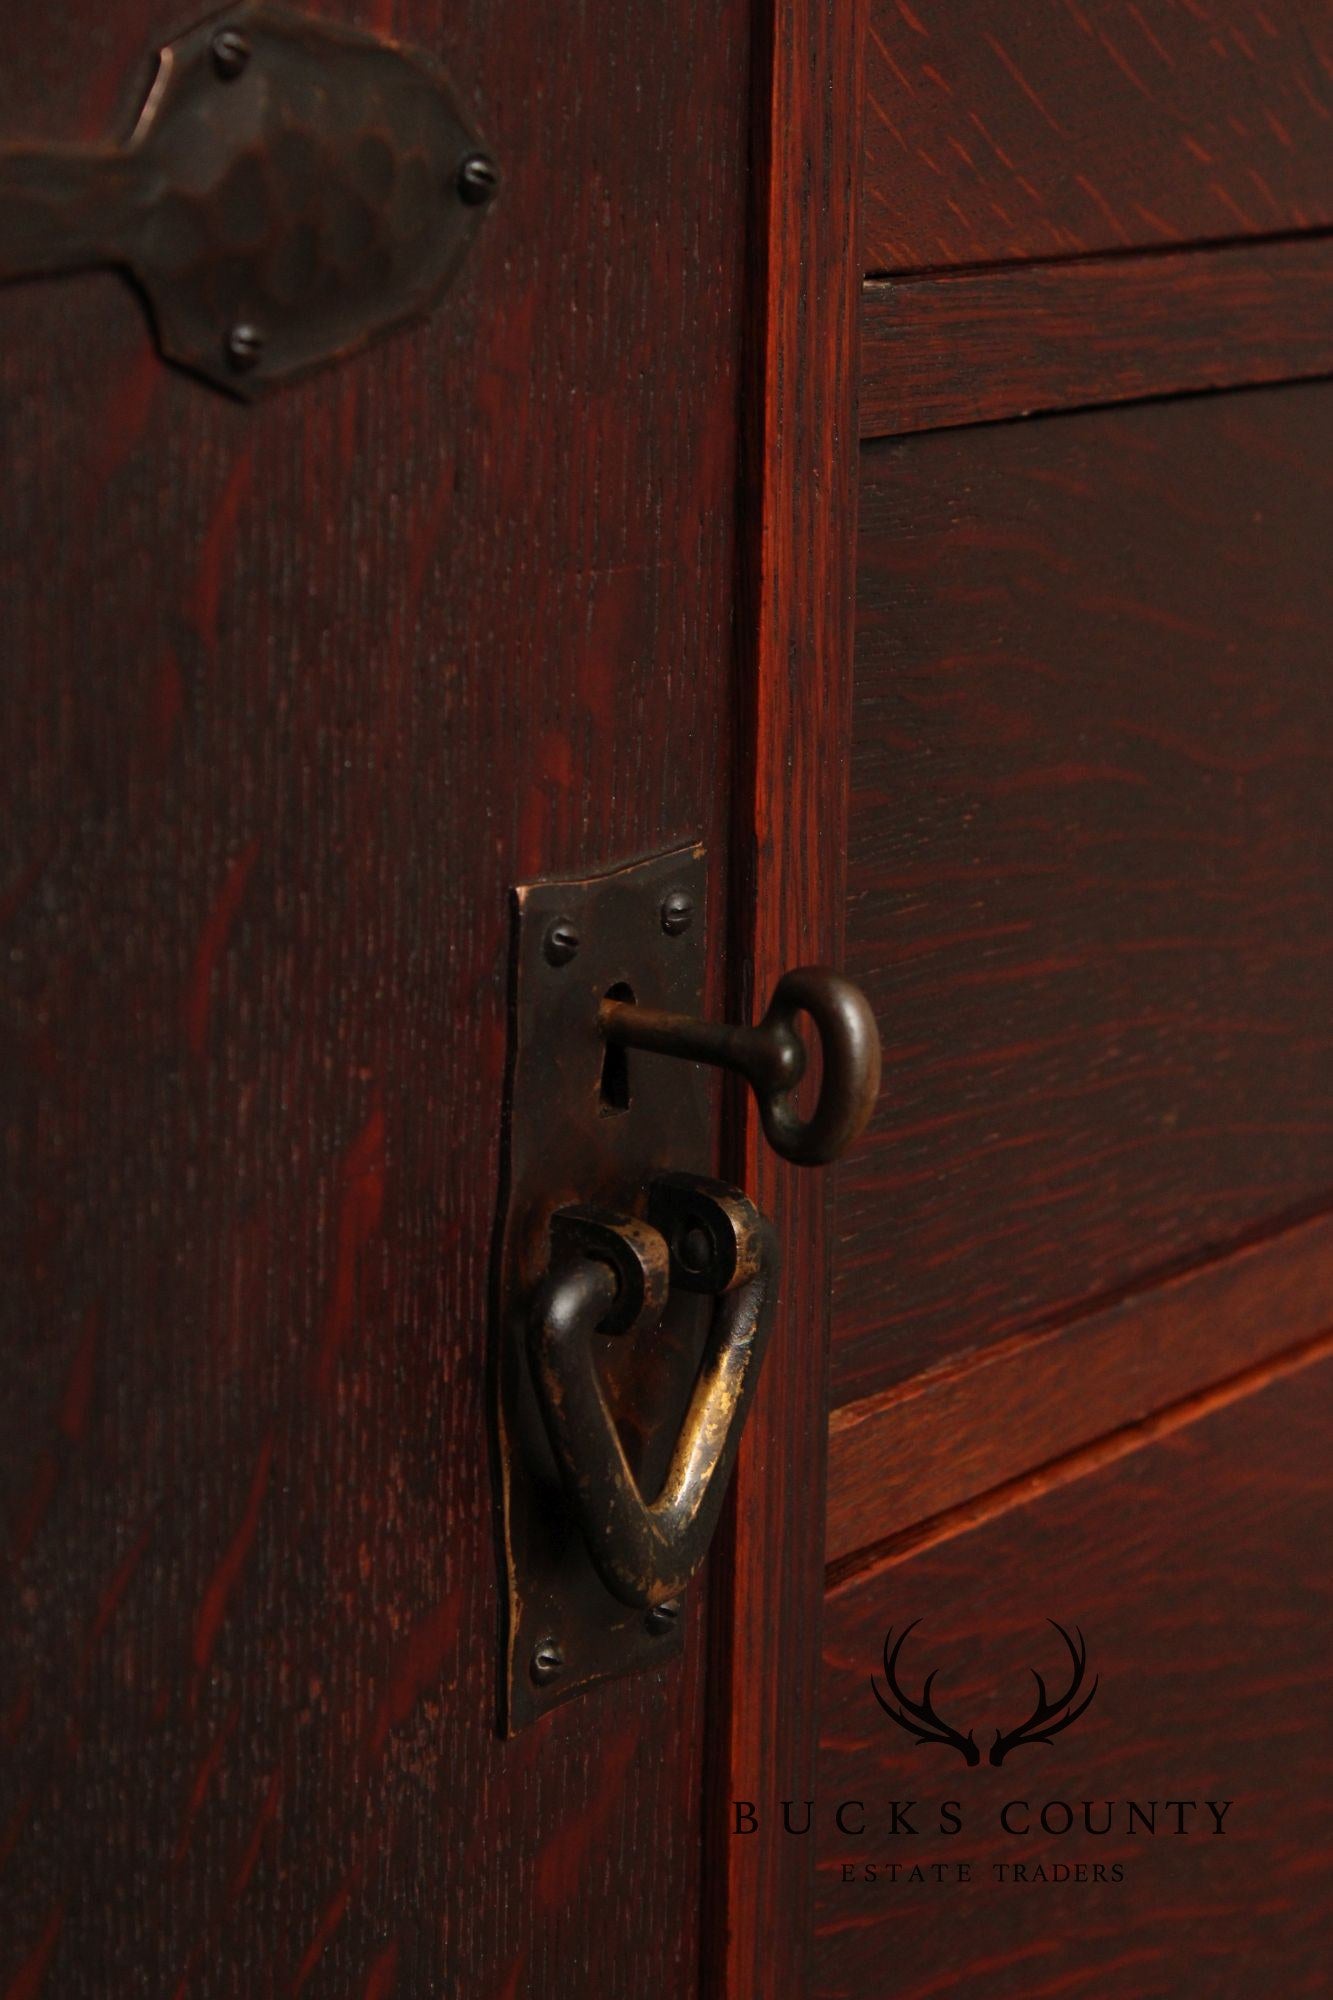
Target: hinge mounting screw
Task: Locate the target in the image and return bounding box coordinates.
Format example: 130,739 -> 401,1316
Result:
458,152 -> 500,206
531,1638 -> 565,1685
225,322 -> 264,372
211,27 -> 252,79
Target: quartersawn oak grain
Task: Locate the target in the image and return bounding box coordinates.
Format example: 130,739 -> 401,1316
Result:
863,0 -> 1333,275
0,1 -> 751,1992
836,382 -> 1333,1407
705,3 -> 869,1995
826,1209 -> 1333,1567
860,232 -> 1333,438
813,1344 -> 1333,1998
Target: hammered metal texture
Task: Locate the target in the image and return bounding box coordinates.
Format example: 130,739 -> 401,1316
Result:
0,3 -> 492,395
494,848 -> 714,1732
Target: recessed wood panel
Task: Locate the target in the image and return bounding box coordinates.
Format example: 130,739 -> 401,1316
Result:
814,1346 -> 1333,1998
835,383 -> 1333,1406
863,0 -> 1333,275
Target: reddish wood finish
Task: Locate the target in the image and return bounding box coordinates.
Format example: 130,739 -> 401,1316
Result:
826,1209 -> 1333,1567
814,1343 -> 1333,1997
8,2 -> 1333,1994
860,232 -> 1333,438
863,0 -> 1333,275
0,2 -> 752,1993
705,3 -> 868,1993
835,383 -> 1333,1406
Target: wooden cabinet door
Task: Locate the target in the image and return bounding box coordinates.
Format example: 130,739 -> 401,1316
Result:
0,2 -> 761,1992
4,3 -> 1332,1997
726,6 -> 1333,1997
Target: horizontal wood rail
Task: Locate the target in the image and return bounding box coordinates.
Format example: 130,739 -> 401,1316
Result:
860,232 -> 1333,438
826,1207 -> 1333,1567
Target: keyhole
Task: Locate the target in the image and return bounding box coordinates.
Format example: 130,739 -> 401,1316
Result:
599,982 -> 634,1112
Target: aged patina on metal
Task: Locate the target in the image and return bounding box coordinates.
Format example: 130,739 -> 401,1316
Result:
493,848 -> 720,1731
494,848 -> 884,1728
529,1180 -> 778,1611
0,2 -> 496,395
599,965 -> 882,1166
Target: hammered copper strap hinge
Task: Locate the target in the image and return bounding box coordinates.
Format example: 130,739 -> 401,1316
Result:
0,3 -> 498,396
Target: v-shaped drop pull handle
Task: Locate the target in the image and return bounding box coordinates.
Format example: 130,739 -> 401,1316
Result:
599,965 -> 881,1166
528,1177 -> 779,1610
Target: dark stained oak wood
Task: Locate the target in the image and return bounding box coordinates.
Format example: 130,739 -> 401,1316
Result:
826,1209 -> 1333,1566
834,382 -> 1333,1407
0,2 -> 753,1993
704,3 -> 869,1994
813,1343 -> 1333,1998
863,0 -> 1333,275
861,232 -> 1333,439
8,4 -> 1333,1995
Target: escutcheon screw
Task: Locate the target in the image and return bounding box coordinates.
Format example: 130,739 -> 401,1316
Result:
458,152 -> 500,206
211,27 -> 252,79
644,1599 -> 681,1637
543,919 -> 580,967
660,889 -> 694,936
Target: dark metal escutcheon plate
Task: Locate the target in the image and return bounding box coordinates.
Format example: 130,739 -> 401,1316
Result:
0,3 -> 494,395
493,847 -> 713,1733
